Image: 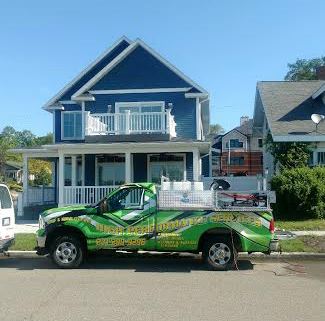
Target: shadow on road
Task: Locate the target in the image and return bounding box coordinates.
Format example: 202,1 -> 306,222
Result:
0,252 -> 254,272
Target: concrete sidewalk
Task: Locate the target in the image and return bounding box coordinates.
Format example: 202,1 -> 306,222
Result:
15,221 -> 38,234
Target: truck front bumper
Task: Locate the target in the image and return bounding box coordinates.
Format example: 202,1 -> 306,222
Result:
269,239 -> 279,252
36,232 -> 48,255
0,237 -> 15,252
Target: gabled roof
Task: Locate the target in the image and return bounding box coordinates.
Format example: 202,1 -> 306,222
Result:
234,119 -> 253,136
72,38 -> 208,98
43,36 -> 132,110
256,80 -> 325,141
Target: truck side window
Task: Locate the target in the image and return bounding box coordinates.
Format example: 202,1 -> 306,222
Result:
109,187 -> 144,211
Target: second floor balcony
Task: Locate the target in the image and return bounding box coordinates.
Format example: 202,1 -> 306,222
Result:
85,109 -> 176,137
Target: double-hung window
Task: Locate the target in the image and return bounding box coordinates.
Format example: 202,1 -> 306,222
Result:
62,111 -> 82,140
226,139 -> 244,149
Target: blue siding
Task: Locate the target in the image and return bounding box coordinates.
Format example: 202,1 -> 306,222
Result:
85,92 -> 196,139
133,154 -> 147,182
85,155 -> 96,186
201,154 -> 210,177
186,152 -> 193,181
59,40 -> 130,101
91,46 -> 194,90
54,110 -> 61,143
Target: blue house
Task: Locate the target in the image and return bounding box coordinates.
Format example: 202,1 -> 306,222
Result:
16,37 -> 210,207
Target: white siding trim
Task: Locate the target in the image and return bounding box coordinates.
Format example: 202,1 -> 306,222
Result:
196,97 -> 201,140
89,88 -> 191,94
43,36 -> 132,109
72,39 -> 208,99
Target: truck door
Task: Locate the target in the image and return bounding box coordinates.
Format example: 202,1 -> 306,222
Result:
102,186 -> 156,250
0,184 -> 15,250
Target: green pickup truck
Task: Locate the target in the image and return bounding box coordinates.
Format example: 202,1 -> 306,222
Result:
36,183 -> 279,270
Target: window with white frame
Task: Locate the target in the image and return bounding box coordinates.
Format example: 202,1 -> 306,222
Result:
225,139 -> 244,149
148,154 -> 185,184
62,111 -> 82,140
317,152 -> 325,166
115,101 -> 165,133
97,155 -> 125,186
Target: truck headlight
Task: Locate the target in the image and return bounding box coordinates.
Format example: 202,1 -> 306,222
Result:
39,216 -> 45,229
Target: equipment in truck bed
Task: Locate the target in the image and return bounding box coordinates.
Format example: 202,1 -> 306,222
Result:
157,189 -> 270,211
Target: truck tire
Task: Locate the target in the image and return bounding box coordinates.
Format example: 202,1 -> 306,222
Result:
203,237 -> 237,271
50,235 -> 83,269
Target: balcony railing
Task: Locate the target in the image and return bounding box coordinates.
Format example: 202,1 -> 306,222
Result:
85,110 -> 176,137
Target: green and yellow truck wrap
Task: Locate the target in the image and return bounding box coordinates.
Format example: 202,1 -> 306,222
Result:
36,183 -> 279,270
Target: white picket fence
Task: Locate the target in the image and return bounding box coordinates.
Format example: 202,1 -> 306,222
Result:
63,186 -> 118,206
86,110 -> 176,137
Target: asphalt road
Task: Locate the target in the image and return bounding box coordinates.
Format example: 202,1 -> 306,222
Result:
0,253 -> 324,321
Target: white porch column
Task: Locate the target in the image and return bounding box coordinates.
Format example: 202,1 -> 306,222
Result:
81,154 -> 85,185
125,151 -> 131,183
58,153 -> 65,206
193,149 -> 200,181
71,155 -> 77,186
22,155 -> 29,206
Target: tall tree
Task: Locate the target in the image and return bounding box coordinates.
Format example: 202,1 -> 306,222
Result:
209,124 -> 225,136
285,57 -> 325,80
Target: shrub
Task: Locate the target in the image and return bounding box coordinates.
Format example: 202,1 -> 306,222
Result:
271,167 -> 325,220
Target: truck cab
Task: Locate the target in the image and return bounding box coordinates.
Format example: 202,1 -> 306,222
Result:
0,184 -> 15,252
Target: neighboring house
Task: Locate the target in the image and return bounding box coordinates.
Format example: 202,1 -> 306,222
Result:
253,66 -> 325,178
13,37 -> 210,208
211,117 -> 263,176
4,161 -> 23,183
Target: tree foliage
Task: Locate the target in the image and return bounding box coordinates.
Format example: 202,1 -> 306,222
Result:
284,57 -> 325,81
0,126 -> 53,186
209,124 -> 225,135
271,167 -> 325,220
264,132 -> 312,171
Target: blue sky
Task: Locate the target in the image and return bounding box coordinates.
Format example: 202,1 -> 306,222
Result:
0,0 -> 324,136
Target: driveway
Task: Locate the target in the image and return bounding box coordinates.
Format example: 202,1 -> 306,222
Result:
0,253 -> 324,321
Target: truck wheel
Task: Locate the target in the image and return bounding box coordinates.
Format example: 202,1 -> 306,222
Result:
50,236 -> 83,269
203,237 -> 237,271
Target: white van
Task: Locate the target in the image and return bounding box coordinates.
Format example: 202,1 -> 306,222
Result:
0,184 -> 15,252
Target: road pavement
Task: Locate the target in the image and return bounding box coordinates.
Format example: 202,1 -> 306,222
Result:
0,252 -> 324,321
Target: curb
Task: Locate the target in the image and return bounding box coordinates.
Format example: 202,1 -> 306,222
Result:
4,250 -> 325,260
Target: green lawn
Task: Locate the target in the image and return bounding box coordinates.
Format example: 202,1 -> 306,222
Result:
280,236 -> 325,253
275,219 -> 325,231
10,233 -> 37,251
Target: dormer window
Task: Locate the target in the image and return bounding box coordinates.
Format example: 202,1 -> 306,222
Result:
62,111 -> 82,140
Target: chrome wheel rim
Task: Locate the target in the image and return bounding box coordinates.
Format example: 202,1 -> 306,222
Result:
209,243 -> 231,265
55,242 -> 77,264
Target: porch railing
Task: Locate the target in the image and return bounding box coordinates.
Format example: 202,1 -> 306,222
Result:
85,110 -> 176,137
63,186 -> 118,206
23,186 -> 56,206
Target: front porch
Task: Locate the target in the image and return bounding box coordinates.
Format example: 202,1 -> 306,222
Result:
18,142 -> 209,209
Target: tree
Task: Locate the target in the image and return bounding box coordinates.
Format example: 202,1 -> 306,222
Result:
33,133 -> 53,146
209,124 -> 225,136
28,159 -> 52,186
285,57 -> 325,80
264,132 -> 312,171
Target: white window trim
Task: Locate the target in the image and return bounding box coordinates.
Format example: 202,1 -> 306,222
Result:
225,139 -> 245,150
115,101 -> 165,113
147,153 -> 186,183
61,111 -> 83,140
